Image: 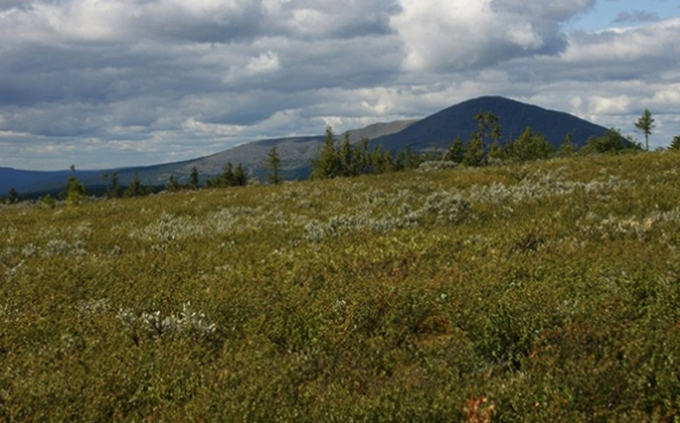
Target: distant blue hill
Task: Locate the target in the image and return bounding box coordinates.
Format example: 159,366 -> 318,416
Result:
1,96 -> 610,196
369,96 -> 608,151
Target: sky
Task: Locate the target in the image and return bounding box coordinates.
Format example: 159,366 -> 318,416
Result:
1,0 -> 679,170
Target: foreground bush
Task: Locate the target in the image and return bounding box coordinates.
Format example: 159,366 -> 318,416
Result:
2,152 -> 680,421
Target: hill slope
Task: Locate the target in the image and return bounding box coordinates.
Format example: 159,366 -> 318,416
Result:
370,96 -> 608,151
1,96 -> 609,195
170,119 -> 418,180
3,152 -> 680,420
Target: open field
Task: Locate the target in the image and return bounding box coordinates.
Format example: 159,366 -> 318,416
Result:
2,152 -> 680,421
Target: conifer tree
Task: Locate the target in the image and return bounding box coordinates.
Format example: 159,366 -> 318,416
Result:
462,134 -> 485,167
234,164 -> 247,186
360,137 -> 372,174
444,137 -> 465,163
8,188 -> 19,204
488,140 -> 504,161
124,174 -> 150,198
340,133 -> 353,176
266,146 -> 283,184
311,126 -> 342,179
383,150 -> 394,173
404,146 -> 422,169
189,166 -> 200,189
62,165 -> 87,206
222,163 -> 235,186
557,132 -> 577,157
670,136 -> 680,151
372,145 -> 386,174
513,127 -> 554,161
104,172 -> 122,198
167,175 -> 181,192
635,109 -> 655,151
394,150 -> 405,172
352,139 -> 366,175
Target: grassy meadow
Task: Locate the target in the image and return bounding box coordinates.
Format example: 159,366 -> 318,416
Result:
2,152 -> 680,421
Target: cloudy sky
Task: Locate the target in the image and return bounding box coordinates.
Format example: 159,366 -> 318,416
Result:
1,0 -> 679,170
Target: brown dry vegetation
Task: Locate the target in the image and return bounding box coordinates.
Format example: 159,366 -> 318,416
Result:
2,152 -> 680,421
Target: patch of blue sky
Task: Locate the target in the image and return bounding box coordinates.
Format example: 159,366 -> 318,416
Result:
565,0 -> 680,32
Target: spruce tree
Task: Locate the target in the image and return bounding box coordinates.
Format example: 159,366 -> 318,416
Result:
488,140 -> 504,161
266,146 -> 283,184
234,164 -> 247,186
444,137 -> 464,163
670,136 -> 680,151
352,139 -> 366,175
8,188 -> 19,204
372,145 -> 386,174
635,109 -> 655,151
167,175 -> 181,192
360,138 -> 372,174
190,166 -> 200,189
513,127 -> 554,161
104,172 -> 122,198
62,165 -> 86,205
340,133 -> 353,176
557,132 -> 576,157
311,126 -> 342,179
65,177 -> 86,205
462,134 -> 485,167
383,150 -> 394,173
124,174 -> 150,198
404,146 -> 421,169
222,163 -> 235,186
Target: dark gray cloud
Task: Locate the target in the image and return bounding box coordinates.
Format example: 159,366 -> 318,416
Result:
0,0 -> 679,170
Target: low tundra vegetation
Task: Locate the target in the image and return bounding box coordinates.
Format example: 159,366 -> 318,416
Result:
2,152 -> 680,421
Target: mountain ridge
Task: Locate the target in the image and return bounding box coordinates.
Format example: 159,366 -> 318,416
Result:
1,96 -> 609,195
369,96 -> 607,151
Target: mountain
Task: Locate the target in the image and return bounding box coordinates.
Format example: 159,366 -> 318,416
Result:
1,97 -> 609,196
369,96 -> 607,152
169,119 -> 419,181
0,120 -> 416,196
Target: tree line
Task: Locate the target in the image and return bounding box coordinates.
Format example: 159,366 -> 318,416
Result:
438,109 -> 666,168
308,127 -> 426,180
1,108 -> 677,205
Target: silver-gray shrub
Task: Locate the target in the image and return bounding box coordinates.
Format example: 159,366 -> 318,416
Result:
303,191 -> 470,242
467,172 -> 628,205
419,191 -> 472,224
117,302 -> 216,340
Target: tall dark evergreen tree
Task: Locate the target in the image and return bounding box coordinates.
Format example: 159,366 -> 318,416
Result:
222,163 -> 235,186
167,175 -> 181,192
189,166 -> 200,189
512,127 -> 554,161
557,132 -> 577,157
311,126 -> 342,179
61,165 -> 87,205
234,164 -> 248,186
124,174 -> 150,198
8,188 -> 19,204
462,133 -> 485,167
444,137 -> 465,163
670,136 -> 680,151
340,134 -> 353,177
104,172 -> 122,198
635,109 -> 655,151
266,146 -> 283,185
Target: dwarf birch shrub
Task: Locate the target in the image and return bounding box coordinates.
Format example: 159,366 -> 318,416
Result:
3,151 -> 680,421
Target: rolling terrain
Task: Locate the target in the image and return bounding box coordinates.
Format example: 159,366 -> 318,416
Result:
2,151 -> 680,420
1,96 -> 607,196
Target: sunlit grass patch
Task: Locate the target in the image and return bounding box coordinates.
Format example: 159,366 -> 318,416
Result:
2,151 -> 680,421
